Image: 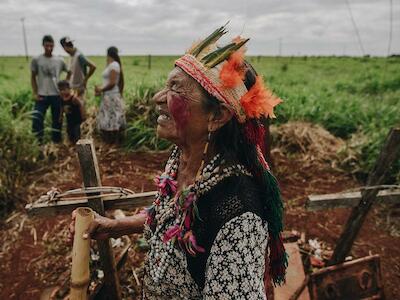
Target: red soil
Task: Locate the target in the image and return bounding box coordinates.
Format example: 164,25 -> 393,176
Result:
0,146 -> 399,299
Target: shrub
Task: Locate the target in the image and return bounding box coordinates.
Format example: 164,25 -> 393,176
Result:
0,95 -> 40,215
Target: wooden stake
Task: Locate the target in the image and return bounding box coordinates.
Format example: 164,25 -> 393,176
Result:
70,207 -> 94,300
329,128 -> 400,265
76,139 -> 122,299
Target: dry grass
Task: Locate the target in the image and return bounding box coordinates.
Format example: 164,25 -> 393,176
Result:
271,121 -> 356,171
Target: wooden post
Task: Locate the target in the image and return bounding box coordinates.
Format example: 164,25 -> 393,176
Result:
328,128 -> 400,265
76,139 -> 122,300
70,207 -> 94,300
148,54 -> 151,70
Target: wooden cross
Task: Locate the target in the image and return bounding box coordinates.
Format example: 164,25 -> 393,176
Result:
304,128 -> 400,266
25,139 -> 158,299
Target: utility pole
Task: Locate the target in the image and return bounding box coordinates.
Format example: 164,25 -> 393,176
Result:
21,17 -> 29,61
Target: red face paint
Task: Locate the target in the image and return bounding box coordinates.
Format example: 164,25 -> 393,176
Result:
168,93 -> 190,131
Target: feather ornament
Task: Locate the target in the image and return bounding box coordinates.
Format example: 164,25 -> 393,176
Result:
202,39 -> 249,68
240,76 -> 282,119
219,50 -> 246,88
190,24 -> 228,58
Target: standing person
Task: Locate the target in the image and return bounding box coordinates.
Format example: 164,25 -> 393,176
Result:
31,35 -> 70,144
60,36 -> 96,97
58,80 -> 86,144
70,26 -> 287,299
94,46 -> 126,143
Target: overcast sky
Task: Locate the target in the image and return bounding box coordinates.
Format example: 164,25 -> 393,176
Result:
0,0 -> 399,56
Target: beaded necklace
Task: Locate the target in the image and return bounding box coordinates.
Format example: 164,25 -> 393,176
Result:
144,147 -> 251,282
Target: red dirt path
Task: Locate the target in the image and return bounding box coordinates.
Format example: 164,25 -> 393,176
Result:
0,145 -> 399,299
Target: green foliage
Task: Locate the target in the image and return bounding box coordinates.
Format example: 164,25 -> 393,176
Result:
125,118 -> 171,150
123,80 -> 171,150
4,89 -> 33,114
0,55 -> 399,193
259,56 -> 400,181
0,94 -> 40,214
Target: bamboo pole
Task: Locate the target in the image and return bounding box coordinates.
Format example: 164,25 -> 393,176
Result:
70,207 -> 94,300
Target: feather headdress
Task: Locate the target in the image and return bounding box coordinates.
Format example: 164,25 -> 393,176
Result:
175,23 -> 281,123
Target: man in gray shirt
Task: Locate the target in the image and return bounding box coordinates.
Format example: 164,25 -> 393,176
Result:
60,36 -> 96,97
31,35 -> 70,144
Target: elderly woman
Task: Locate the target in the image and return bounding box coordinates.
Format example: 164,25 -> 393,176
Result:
74,25 -> 287,299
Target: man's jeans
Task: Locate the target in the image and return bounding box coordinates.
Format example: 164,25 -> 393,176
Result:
32,95 -> 62,144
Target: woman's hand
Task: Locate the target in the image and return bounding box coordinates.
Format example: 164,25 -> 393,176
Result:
94,85 -> 102,96
69,209 -> 118,242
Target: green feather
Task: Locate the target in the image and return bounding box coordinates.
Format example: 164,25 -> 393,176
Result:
202,38 -> 249,68
191,24 -> 228,57
201,43 -> 236,65
192,203 -> 203,222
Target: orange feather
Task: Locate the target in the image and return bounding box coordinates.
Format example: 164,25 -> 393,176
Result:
240,76 -> 282,119
219,51 -> 245,88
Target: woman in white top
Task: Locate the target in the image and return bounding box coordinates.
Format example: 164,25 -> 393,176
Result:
95,46 -> 126,143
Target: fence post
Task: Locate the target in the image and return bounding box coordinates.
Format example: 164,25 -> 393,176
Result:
328,128 -> 400,265
148,54 -> 152,70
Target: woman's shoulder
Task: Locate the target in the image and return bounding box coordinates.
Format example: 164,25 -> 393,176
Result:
198,173 -> 265,226
108,61 -> 120,72
204,173 -> 260,202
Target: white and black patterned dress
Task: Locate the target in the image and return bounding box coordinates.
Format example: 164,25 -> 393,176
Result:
143,172 -> 269,299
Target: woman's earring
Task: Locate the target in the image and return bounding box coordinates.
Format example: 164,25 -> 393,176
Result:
196,131 -> 211,179
205,131 -> 211,154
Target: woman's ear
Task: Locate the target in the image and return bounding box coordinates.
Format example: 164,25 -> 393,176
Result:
208,104 -> 233,132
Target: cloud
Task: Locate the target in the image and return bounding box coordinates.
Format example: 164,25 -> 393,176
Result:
0,0 -> 398,56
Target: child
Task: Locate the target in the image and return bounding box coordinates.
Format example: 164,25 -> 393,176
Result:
57,80 -> 86,144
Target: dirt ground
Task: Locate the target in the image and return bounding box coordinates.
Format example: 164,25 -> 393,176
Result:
0,142 -> 399,299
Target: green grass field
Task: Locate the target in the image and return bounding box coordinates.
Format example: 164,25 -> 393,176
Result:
2,55 -> 399,136
0,55 -> 399,211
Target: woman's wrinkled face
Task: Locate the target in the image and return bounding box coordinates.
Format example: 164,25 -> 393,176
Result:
153,67 -> 209,146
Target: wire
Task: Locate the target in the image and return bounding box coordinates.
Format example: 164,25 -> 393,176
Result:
36,186 -> 138,203
381,0 -> 394,91
387,0 -> 393,56
240,0 -> 248,36
344,0 -> 366,56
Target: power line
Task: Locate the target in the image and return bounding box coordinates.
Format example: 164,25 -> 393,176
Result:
387,0 -> 393,56
344,0 -> 366,56
240,0 -> 248,36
